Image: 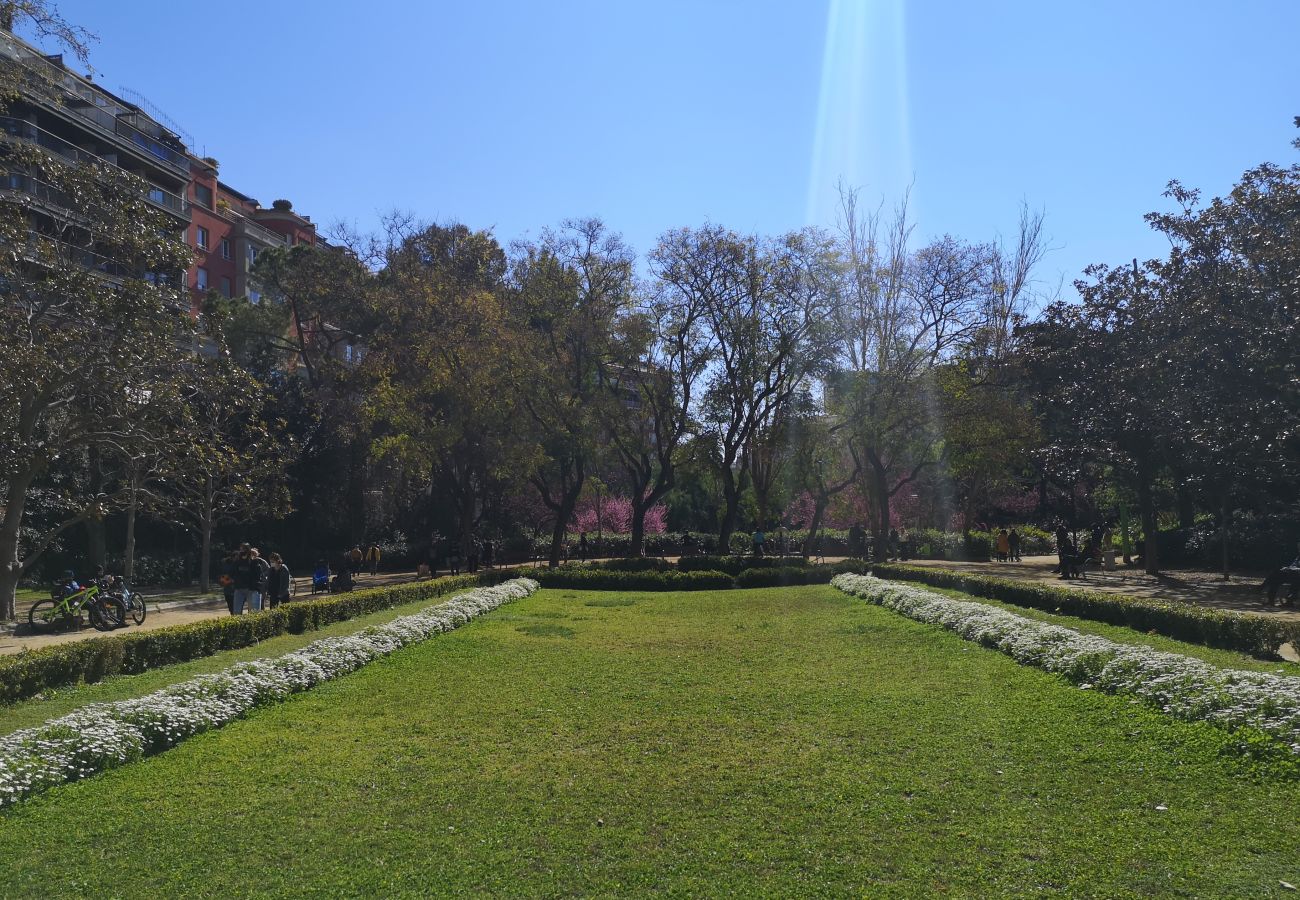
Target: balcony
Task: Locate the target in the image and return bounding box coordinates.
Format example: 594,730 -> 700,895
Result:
1,116 -> 190,220
0,33 -> 191,177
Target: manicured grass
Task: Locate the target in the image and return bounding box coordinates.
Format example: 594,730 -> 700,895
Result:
0,590 -> 488,737
2,585 -> 1299,896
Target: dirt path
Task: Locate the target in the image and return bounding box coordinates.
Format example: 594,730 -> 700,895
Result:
902,555 -> 1300,621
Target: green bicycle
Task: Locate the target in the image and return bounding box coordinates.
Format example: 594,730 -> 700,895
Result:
28,581 -> 127,633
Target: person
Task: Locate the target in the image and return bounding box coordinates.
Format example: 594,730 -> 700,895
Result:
312,559 -> 331,594
467,535 -> 481,573
231,547 -> 266,614
889,528 -> 900,561
996,528 -> 1011,563
219,552 -> 238,613
682,532 -> 696,557
1057,530 -> 1080,580
447,538 -> 462,576
1262,542 -> 1300,606
331,566 -> 354,593
1055,525 -> 1071,575
54,569 -> 81,601
1008,528 -> 1021,563
365,543 -> 382,577
265,553 -> 292,609
848,523 -> 863,559
578,532 -> 589,562
348,545 -> 364,575
753,528 -> 766,557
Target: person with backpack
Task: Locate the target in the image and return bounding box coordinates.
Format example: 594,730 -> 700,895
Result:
365,543 -> 382,576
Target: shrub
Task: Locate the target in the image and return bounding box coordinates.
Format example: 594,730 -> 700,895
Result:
871,562 -> 1300,657
0,574 -> 491,707
531,566 -> 733,591
678,555 -> 809,576
598,557 -> 674,573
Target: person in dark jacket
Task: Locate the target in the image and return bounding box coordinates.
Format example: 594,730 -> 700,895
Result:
265,553 -> 292,608
1008,528 -> 1021,563
231,547 -> 268,614
219,552 -> 237,613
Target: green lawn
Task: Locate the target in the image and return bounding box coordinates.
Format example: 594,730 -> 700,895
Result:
2,585 -> 1299,896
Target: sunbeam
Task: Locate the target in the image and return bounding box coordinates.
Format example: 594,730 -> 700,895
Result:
806,0 -> 913,226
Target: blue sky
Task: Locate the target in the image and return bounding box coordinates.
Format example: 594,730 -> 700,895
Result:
36,0 -> 1300,296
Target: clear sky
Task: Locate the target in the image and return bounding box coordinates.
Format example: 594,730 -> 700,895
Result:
34,0 -> 1300,296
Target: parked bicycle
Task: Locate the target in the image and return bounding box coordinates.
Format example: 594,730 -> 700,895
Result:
28,578 -> 127,633
99,574 -> 147,626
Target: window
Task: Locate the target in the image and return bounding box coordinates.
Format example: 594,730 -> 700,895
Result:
220,237 -> 231,260
220,276 -> 231,298
147,186 -> 167,206
246,244 -> 259,271
195,267 -> 208,290
195,226 -> 209,250
194,184 -> 213,208
345,344 -> 353,363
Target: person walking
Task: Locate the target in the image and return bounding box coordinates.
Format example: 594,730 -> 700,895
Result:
265,553 -> 292,609
231,547 -> 267,615
365,543 -> 382,577
1008,528 -> 1021,562
348,545 -> 364,575
752,527 -> 766,557
889,528 -> 900,561
578,532 -> 589,562
467,535 -> 481,573
219,551 -> 237,614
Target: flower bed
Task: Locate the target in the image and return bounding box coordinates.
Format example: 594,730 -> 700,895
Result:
0,578 -> 538,809
832,573 -> 1300,754
871,562 -> 1299,657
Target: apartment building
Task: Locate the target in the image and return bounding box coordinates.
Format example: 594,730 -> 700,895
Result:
0,29 -> 319,313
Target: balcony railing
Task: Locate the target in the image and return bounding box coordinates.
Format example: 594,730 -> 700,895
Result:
0,33 -> 191,175
1,116 -> 190,218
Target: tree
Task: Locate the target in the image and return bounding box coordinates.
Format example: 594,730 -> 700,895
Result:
600,268 -> 711,556
511,219 -> 634,566
150,361 -> 292,592
652,226 -> 838,549
0,143 -> 196,619
367,222 -> 528,555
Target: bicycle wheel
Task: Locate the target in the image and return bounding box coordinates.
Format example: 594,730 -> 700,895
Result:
90,596 -> 127,631
28,599 -> 65,632
129,593 -> 146,625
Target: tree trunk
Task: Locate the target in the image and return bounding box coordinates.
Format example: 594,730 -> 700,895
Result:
871,462 -> 890,553
629,498 -> 647,557
124,471 -> 139,581
1177,486 -> 1196,531
86,517 -> 106,571
802,499 -> 827,558
1136,466 -> 1159,577
199,505 -> 213,593
0,471 -> 35,621
1220,488 -> 1230,582
717,469 -> 741,552
547,488 -> 581,568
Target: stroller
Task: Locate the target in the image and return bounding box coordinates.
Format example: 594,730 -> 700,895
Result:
311,561 -> 331,595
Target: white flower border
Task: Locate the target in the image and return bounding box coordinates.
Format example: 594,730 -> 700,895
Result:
0,578 -> 538,808
832,572 -> 1300,754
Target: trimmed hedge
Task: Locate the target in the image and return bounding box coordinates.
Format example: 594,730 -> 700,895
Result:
871,562 -> 1300,658
0,573 -> 505,707
531,567 -> 734,591
678,555 -> 810,576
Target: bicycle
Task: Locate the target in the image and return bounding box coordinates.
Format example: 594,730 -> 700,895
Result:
102,575 -> 147,626
28,582 -> 127,633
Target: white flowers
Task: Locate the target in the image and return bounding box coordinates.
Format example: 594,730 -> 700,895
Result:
0,578 -> 538,808
832,573 -> 1300,754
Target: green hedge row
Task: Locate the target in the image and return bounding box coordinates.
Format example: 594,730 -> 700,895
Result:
532,567 -> 735,591
871,562 -> 1300,657
534,560 -> 870,592
677,555 -> 811,576
0,572 -> 508,707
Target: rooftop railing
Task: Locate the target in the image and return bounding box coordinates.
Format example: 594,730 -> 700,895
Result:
0,33 -> 191,175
